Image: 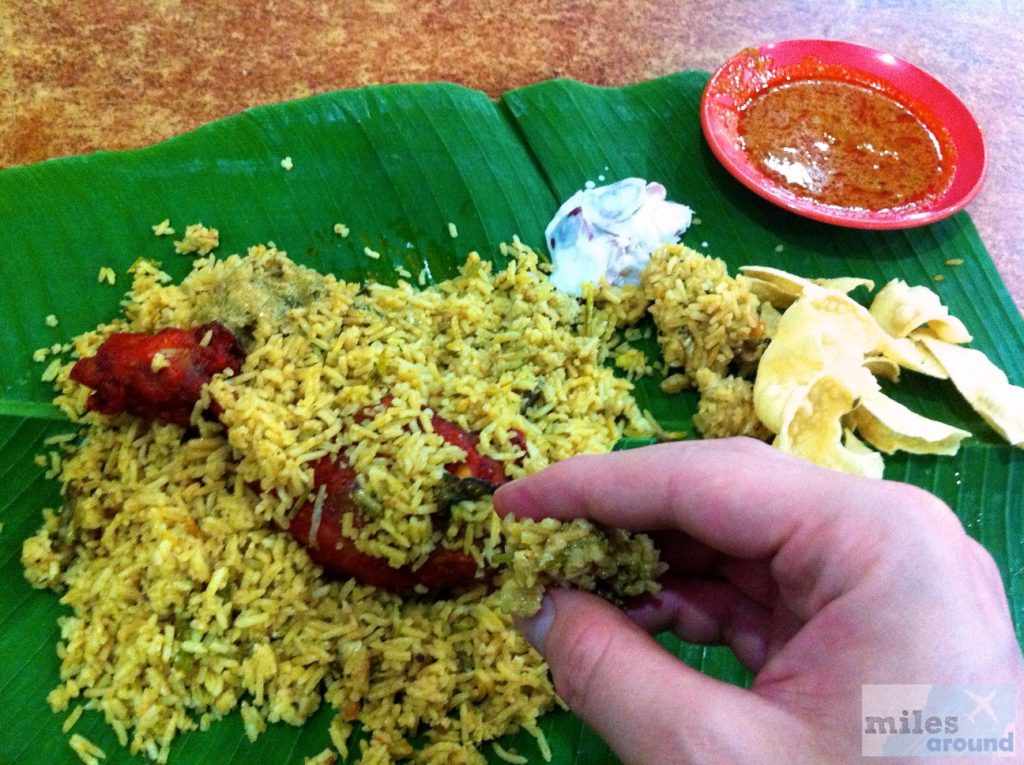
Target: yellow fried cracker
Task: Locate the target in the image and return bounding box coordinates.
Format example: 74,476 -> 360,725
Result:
863,355 -> 901,382
853,390 -> 971,455
917,334 -> 1024,447
740,266 -> 814,308
754,298 -> 831,433
745,264 -> 1018,474
740,266 -> 873,309
755,286 -> 883,433
842,427 -> 878,458
803,288 -> 890,358
745,276 -> 801,309
813,276 -> 875,294
869,279 -> 972,343
879,336 -> 948,379
773,373 -> 884,478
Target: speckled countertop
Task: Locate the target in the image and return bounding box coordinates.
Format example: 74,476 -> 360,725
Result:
2,1 -> 1021,312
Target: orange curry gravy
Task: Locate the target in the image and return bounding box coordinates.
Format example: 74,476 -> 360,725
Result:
739,79 -> 955,210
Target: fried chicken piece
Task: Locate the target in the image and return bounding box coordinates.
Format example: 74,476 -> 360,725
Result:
289,455 -> 480,593
69,322 -> 244,426
362,397 -> 525,488
289,405 -> 528,593
430,413 -> 514,485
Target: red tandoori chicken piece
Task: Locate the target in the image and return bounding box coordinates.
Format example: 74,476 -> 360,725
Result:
69,322 -> 244,426
289,405 -> 526,593
363,396 -> 525,485
289,455 -> 480,593
430,414 -> 510,485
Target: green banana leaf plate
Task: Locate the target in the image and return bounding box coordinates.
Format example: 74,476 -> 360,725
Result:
1,71 -> 1021,764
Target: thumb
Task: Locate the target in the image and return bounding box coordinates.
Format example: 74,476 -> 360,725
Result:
521,588 -> 789,765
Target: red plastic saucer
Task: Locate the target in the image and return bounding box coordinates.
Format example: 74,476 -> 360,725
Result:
700,39 -> 987,229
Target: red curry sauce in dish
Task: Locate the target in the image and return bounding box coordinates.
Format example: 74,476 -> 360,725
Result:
738,78 -> 955,211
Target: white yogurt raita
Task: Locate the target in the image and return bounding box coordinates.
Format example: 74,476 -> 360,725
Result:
545,178 -> 693,295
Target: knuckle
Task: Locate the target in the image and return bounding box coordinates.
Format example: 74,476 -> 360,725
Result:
875,480 -> 961,534
710,435 -> 774,460
881,479 -> 948,512
964,536 -> 1004,586
862,482 -> 978,583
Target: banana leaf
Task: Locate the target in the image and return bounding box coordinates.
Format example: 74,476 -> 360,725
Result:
1,72 -> 1021,764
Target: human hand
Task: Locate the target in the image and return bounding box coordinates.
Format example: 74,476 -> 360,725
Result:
493,438 -> 1024,764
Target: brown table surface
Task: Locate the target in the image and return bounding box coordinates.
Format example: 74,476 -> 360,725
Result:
3,1 -> 1022,313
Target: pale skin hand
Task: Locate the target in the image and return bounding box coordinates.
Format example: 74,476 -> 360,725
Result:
493,438 -> 1024,765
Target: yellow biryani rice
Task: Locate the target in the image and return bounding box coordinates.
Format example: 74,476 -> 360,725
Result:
22,240 -> 664,764
595,243 -> 769,441
642,243 -> 763,388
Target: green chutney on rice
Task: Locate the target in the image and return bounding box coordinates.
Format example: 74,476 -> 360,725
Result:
21,240 -> 669,764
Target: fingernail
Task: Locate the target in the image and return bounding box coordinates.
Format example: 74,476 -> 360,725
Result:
516,592 -> 554,652
492,478 -> 522,517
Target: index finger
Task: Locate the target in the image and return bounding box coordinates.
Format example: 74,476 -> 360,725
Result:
493,437 -> 898,560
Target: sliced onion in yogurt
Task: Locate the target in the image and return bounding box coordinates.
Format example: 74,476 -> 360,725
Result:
545,178 -> 693,295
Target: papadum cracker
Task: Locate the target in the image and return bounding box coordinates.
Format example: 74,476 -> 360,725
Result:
853,389 -> 971,456
740,266 -> 874,310
917,333 -> 1024,447
869,279 -> 972,343
773,373 -> 884,478
814,275 -> 876,295
878,336 -> 949,380
753,280 -> 888,476
745,265 -> 1019,476
863,355 -> 901,382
